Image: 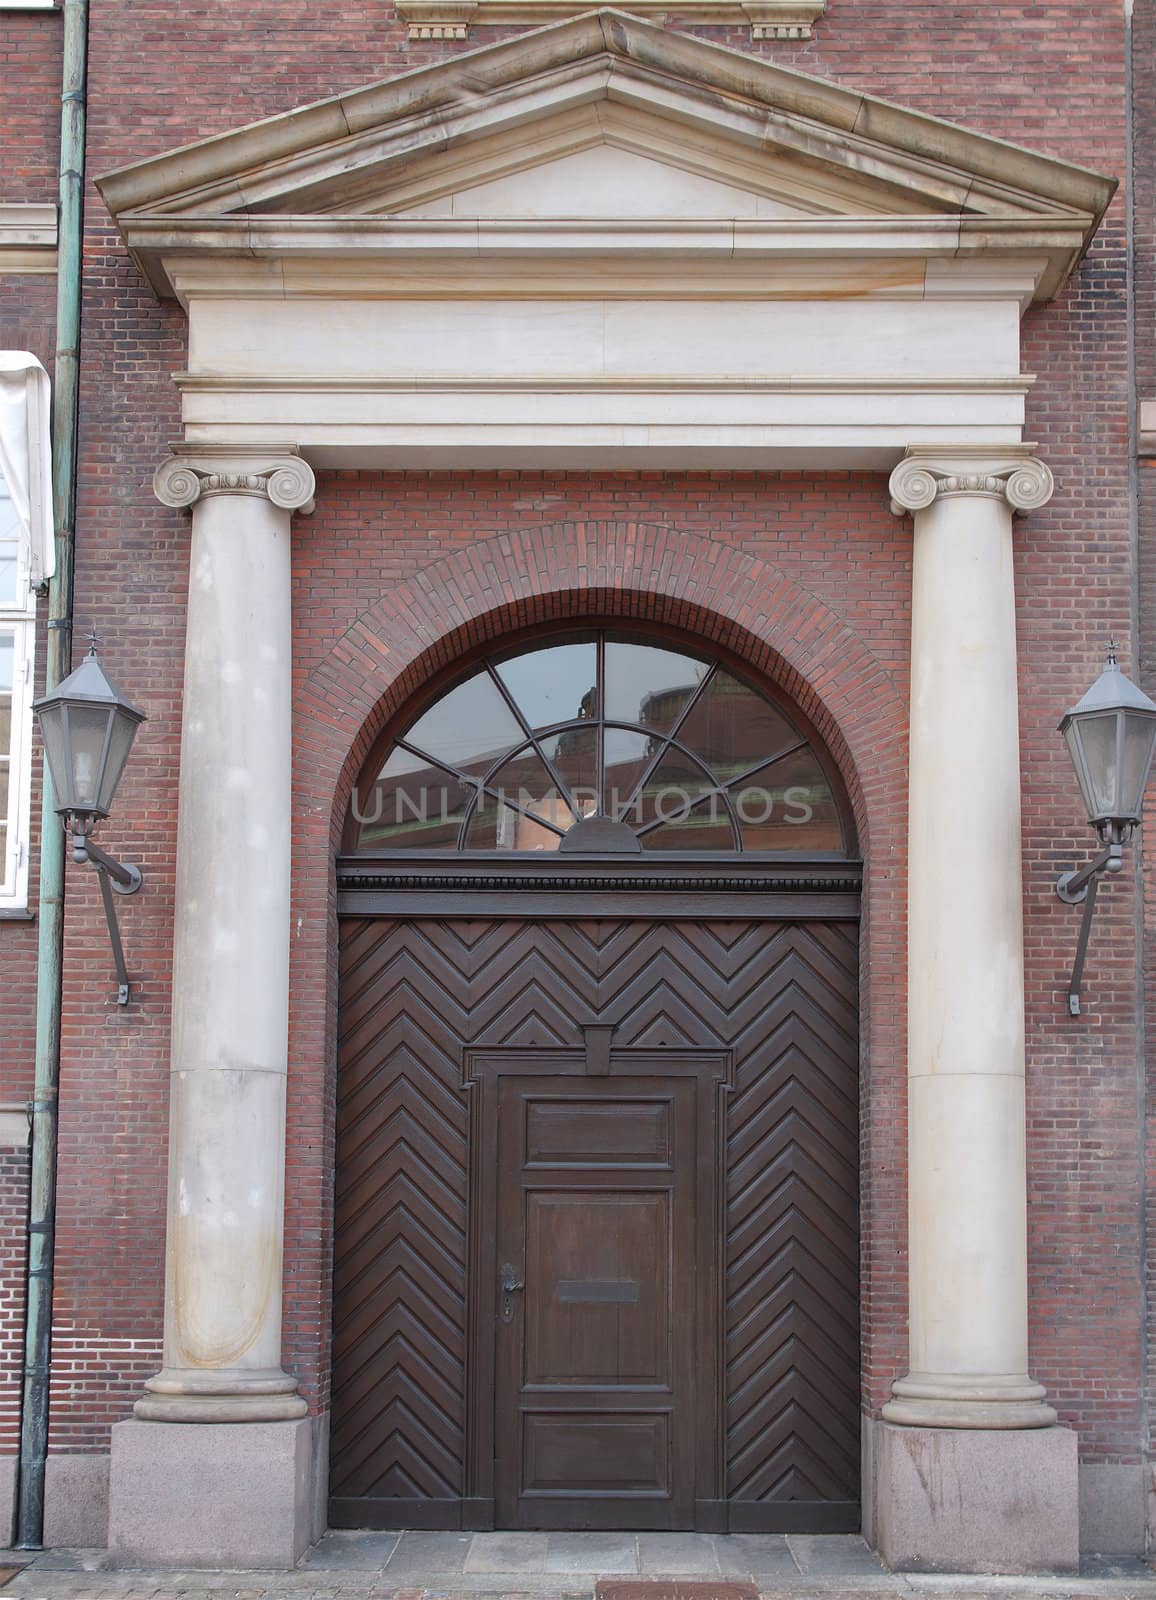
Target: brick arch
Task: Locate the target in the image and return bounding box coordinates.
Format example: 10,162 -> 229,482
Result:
296,519 -> 906,856
285,518 -> 909,1422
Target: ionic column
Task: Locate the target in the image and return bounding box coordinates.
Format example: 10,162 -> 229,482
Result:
140,448 -> 315,1422
884,446 -> 1056,1430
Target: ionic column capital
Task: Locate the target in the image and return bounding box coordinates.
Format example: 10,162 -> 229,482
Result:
154,446 -> 316,514
889,446 -> 1054,518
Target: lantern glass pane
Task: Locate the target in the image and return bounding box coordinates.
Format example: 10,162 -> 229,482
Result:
67,703 -> 114,810
1119,710 -> 1156,821
98,708 -> 141,813
37,702 -> 74,810
1070,711 -> 1120,818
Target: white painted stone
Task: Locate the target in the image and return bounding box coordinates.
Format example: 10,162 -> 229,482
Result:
188,297 -> 1022,383
885,448 -> 1055,1433
398,144 -> 817,220
137,451 -> 314,1423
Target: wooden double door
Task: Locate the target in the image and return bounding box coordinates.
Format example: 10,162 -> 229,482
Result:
331,916 -> 860,1532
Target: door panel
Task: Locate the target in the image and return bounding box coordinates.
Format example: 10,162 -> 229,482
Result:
523,1194 -> 669,1385
331,917 -> 859,1532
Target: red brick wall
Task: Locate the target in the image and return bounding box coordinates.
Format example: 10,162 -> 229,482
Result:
0,0 -> 1140,1490
0,1148 -> 30,1458
0,9 -> 60,205
1130,0 -> 1156,1471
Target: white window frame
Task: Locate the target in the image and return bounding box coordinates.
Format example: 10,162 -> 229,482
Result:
0,360 -> 49,912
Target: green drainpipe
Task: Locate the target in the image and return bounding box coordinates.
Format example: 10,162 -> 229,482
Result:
15,0 -> 88,1551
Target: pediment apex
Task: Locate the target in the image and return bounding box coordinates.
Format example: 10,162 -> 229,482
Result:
97,6 -> 1115,301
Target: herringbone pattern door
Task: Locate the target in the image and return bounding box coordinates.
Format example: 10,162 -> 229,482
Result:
331,917 -> 859,1532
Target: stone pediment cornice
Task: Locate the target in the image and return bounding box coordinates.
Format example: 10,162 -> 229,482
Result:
96,9 -> 1115,307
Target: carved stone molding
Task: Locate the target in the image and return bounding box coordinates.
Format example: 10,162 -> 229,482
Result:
395,0 -> 824,41
889,448 -> 1054,518
154,450 -> 316,514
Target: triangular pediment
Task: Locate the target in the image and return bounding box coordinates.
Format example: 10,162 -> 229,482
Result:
97,8 -> 1114,303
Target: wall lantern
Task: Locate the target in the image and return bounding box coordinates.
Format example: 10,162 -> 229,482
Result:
33,637 -> 146,1006
1056,646 -> 1156,1016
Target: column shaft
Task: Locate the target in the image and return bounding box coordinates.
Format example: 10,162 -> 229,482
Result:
139,452 -> 314,1422
884,449 -> 1055,1429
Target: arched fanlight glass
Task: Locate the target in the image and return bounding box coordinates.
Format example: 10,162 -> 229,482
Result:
348,631 -> 850,856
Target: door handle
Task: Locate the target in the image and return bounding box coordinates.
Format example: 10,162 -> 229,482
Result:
499,1262 -> 524,1324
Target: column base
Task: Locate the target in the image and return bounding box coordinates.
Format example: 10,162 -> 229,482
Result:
873,1421 -> 1078,1573
135,1365 -> 309,1422
883,1370 -> 1056,1429
108,1418 -> 314,1568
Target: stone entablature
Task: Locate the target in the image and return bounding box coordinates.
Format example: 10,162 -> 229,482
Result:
94,11 -> 1113,472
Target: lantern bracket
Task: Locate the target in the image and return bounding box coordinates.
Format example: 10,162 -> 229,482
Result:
73,833 -> 143,1006
1056,842 -> 1124,1017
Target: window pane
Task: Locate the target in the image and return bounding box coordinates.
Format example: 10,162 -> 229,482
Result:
0,481 -> 20,539
488,745 -> 574,830
0,699 -> 9,752
0,630 -> 13,692
404,670 -> 523,777
0,473 -> 20,608
642,794 -> 734,851
0,759 -> 8,818
731,750 -> 842,852
603,726 -> 653,818
604,641 -> 708,732
353,746 -> 475,850
676,670 -> 799,783
0,545 -> 17,608
629,749 -> 717,832
346,630 -> 849,858
540,725 -> 597,817
496,641 -> 597,731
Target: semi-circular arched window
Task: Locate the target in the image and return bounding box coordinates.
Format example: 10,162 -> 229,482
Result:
348,630 -> 852,856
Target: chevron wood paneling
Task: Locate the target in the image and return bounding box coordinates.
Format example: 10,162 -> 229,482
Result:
332,916 -> 859,1525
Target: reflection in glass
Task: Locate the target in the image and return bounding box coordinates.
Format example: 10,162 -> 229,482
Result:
487,746 -> 574,850
604,641 -> 706,732
678,671 -> 798,782
347,630 -> 848,856
541,725 -> 597,818
731,749 -> 841,852
631,749 -> 717,832
642,794 -> 735,851
497,641 -> 597,731
405,671 -> 522,773
603,726 -> 652,819
355,746 -> 476,850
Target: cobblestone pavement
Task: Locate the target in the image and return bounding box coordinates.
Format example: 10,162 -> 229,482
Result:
0,1534 -> 1153,1600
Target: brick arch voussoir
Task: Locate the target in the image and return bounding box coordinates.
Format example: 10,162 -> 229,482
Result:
297,520 -> 905,860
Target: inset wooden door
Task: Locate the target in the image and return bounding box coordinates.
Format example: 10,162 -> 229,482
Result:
493,1075 -> 701,1529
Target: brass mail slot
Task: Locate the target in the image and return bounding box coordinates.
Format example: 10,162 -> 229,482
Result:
556,1279 -> 640,1304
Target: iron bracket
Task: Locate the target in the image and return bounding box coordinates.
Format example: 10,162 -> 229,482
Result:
72,834 -> 142,1006
1056,843 -> 1123,1017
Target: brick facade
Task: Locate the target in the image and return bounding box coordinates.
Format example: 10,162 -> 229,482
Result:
0,0 -> 1150,1543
